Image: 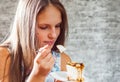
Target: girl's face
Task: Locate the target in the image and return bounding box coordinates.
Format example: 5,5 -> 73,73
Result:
36,4 -> 61,49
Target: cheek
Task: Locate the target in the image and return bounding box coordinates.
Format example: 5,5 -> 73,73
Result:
36,30 -> 44,41
36,32 -> 44,39
36,28 -> 45,38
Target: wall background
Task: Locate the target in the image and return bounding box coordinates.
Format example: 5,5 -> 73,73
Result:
0,0 -> 120,82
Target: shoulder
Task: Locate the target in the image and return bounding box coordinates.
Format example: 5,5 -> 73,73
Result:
61,52 -> 71,61
0,46 -> 11,81
0,46 -> 10,58
61,52 -> 71,71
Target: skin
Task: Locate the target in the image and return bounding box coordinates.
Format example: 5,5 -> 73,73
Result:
36,4 -> 61,49
27,4 -> 62,82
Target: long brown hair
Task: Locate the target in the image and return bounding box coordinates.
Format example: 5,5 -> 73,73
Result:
1,0 -> 68,82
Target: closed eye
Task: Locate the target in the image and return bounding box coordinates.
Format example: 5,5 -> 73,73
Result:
55,23 -> 61,28
38,25 -> 48,30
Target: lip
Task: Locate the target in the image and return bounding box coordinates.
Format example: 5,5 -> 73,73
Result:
44,41 -> 55,46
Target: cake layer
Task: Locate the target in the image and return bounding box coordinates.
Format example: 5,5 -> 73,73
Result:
66,62 -> 84,82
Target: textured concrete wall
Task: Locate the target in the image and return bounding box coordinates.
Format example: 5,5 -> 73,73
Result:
0,0 -> 18,40
0,0 -> 120,82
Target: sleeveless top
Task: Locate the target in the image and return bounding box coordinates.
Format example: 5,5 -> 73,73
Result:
45,51 -> 61,82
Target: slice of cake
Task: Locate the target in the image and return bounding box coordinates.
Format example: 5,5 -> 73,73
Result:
66,62 -> 84,82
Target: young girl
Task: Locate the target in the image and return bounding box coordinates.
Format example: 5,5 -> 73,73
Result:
0,0 -> 71,82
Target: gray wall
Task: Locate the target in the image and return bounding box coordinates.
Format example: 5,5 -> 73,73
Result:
0,0 -> 120,82
0,0 -> 17,40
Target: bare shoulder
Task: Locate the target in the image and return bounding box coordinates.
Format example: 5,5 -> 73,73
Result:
61,52 -> 71,62
0,46 -> 10,81
0,46 -> 10,56
0,46 -> 10,61
61,52 -> 71,71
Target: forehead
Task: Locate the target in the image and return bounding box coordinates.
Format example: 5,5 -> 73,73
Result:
37,4 -> 62,24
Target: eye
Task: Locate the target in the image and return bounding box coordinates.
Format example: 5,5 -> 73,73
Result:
55,23 -> 61,28
38,25 -> 48,30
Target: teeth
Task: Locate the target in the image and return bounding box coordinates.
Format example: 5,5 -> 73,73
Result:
56,45 -> 66,53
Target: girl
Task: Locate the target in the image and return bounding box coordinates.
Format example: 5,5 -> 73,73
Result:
0,0 -> 71,82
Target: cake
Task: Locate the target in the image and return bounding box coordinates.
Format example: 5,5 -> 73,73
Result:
56,45 -> 85,81
66,62 -> 85,82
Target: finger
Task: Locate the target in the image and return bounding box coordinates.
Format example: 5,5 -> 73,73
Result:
36,45 -> 49,53
39,49 -> 51,59
43,53 -> 53,62
54,79 -> 62,82
35,50 -> 50,64
35,45 -> 51,60
47,56 -> 55,67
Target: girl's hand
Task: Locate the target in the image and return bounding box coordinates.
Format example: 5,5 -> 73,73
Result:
54,79 -> 62,82
27,45 -> 55,82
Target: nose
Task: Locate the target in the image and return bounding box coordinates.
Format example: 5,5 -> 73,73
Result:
48,28 -> 57,39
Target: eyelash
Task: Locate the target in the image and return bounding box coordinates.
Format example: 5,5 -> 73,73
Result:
38,24 -> 61,30
55,24 -> 61,28
39,26 -> 48,29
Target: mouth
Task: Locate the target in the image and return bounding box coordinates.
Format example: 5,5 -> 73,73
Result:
44,41 -> 55,46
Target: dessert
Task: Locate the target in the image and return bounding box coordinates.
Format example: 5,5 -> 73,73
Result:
56,45 -> 85,82
56,45 -> 66,53
66,62 -> 85,82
